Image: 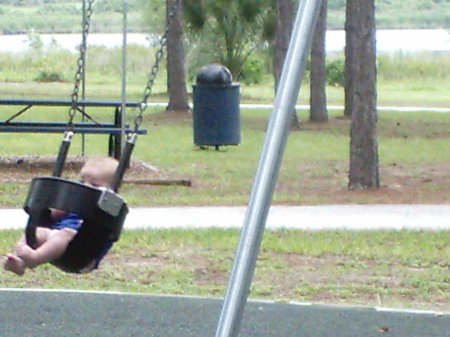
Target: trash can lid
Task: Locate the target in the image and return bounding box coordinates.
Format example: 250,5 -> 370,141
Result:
196,64 -> 233,85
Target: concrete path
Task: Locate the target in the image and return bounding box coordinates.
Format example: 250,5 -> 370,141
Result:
1,204 -> 449,230
148,102 -> 450,113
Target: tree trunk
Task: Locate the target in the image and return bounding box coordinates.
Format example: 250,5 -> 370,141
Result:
309,0 -> 328,123
344,0 -> 356,117
273,0 -> 300,129
347,0 -> 379,190
166,0 -> 189,112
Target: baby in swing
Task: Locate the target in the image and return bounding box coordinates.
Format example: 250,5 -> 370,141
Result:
3,156 -> 119,276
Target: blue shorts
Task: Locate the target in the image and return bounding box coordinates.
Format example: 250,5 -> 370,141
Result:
51,213 -> 83,231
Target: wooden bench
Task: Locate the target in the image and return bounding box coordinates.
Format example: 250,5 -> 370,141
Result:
0,98 -> 147,159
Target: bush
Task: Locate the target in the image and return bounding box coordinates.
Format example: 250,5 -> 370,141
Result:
326,58 -> 345,87
34,70 -> 65,82
238,54 -> 266,84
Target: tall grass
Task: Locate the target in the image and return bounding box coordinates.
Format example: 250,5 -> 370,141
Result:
378,52 -> 450,81
1,46 -> 449,107
0,44 -> 158,83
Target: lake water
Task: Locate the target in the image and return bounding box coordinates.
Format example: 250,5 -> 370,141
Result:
0,29 -> 449,53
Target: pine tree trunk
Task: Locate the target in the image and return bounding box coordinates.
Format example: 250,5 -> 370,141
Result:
309,0 -> 328,123
273,0 -> 300,129
347,0 -> 379,189
344,0 -> 356,118
166,0 -> 189,112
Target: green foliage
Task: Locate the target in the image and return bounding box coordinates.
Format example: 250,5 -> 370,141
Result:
34,70 -> 65,82
138,0 -> 165,34
35,3 -> 80,15
183,0 -> 272,78
378,52 -> 450,81
261,9 -> 276,41
0,0 -> 449,34
328,0 -> 450,28
182,0 -> 206,30
237,0 -> 265,22
325,57 -> 345,87
94,0 -> 124,13
238,53 -> 266,84
328,0 -> 345,10
0,1 -> 143,33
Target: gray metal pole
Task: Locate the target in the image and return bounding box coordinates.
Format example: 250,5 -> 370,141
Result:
214,0 -> 323,336
81,0 -> 87,156
120,0 -> 128,152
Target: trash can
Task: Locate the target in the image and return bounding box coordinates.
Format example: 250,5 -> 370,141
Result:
192,64 -> 240,149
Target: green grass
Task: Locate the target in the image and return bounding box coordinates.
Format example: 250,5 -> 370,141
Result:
1,47 -> 450,106
0,107 -> 448,207
0,44 -> 449,310
1,228 -> 449,311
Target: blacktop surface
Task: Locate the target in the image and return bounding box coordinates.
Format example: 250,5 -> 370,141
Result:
1,204 -> 449,231
0,289 -> 449,337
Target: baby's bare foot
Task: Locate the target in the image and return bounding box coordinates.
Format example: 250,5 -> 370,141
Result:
3,254 -> 26,276
16,244 -> 39,268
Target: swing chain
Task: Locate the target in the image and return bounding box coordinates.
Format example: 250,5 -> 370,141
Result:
68,0 -> 95,127
134,0 -> 180,131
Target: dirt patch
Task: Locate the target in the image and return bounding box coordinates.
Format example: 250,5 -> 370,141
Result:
0,154 -> 448,205
0,154 -> 190,186
274,160 -> 450,205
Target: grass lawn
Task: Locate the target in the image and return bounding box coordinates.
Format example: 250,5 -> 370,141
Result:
0,106 -> 448,207
0,228 -> 449,312
0,74 -> 449,312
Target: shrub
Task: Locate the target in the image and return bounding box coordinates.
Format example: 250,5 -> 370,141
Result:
34,70 -> 65,82
326,58 -> 345,87
238,55 -> 266,84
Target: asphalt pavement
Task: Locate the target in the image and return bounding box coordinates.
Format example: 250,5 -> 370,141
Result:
0,289 -> 449,337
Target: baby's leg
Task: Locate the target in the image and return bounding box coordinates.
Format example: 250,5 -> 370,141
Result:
13,227 -> 52,252
17,228 -> 77,268
3,254 -> 26,276
36,227 -> 53,246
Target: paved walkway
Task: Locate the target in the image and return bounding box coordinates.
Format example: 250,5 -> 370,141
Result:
148,102 -> 450,113
1,204 -> 449,230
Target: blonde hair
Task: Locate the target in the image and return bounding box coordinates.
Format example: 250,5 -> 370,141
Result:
80,156 -> 119,188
